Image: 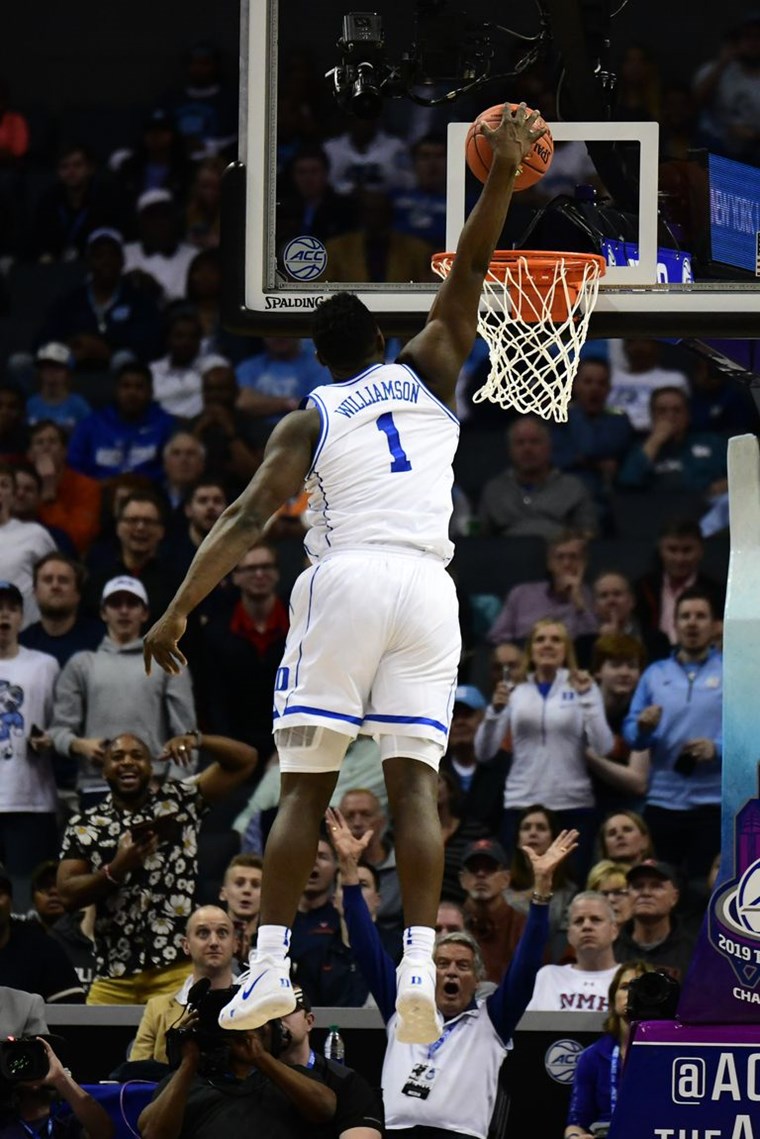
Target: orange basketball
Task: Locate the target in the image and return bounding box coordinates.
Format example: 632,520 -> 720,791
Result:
465,102 -> 553,190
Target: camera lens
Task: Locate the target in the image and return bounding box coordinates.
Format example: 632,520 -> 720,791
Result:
350,76 -> 383,118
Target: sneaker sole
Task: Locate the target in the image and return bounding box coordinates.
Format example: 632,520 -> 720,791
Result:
395,994 -> 443,1045
218,988 -> 296,1031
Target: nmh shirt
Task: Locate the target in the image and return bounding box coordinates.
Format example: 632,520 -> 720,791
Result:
304,362 -> 459,563
526,963 -> 619,1012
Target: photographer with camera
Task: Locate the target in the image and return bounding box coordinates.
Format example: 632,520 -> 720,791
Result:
138,988 -> 336,1139
57,731 -> 256,1004
131,906 -> 238,1065
0,1036 -> 113,1139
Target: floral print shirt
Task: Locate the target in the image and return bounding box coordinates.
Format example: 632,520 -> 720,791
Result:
60,778 -> 209,979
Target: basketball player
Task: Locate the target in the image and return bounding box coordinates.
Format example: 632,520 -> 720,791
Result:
143,103 -> 546,1043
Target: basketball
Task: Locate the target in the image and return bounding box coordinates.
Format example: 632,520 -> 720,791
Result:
465,103 -> 553,190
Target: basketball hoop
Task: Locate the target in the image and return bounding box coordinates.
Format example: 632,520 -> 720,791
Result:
431,250 -> 606,423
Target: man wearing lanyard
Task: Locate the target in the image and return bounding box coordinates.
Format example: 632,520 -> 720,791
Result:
328,806 -> 577,1139
279,986 -> 384,1138
0,1037 -> 112,1139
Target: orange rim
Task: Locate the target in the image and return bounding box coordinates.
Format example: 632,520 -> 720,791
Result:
431,249 -> 607,285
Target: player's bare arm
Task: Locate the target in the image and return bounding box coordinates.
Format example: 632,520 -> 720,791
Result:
399,102 -> 547,406
143,408 -> 320,676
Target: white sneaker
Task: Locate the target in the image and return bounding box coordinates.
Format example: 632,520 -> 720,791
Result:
395,958 -> 443,1045
217,956 -> 296,1030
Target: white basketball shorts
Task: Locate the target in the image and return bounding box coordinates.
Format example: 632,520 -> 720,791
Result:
272,548 -> 460,755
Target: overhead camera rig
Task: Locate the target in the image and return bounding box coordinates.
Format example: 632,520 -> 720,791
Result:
326,0 -> 626,119
326,5 -> 548,119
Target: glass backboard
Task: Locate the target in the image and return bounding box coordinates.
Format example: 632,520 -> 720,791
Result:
223,0 -> 760,355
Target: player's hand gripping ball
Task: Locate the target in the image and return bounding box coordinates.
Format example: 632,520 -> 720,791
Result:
465,102 -> 553,190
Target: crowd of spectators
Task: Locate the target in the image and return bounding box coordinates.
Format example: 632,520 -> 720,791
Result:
0,14 -> 757,1139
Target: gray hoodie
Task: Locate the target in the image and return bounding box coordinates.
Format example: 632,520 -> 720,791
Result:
50,636 -> 196,793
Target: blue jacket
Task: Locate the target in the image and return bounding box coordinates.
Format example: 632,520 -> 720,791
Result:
622,648 -> 723,810
40,279 -> 163,363
567,1033 -> 620,1129
67,402 -> 176,481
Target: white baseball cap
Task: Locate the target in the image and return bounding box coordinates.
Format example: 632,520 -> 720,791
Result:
137,188 -> 174,212
101,576 -> 149,606
36,342 -> 73,367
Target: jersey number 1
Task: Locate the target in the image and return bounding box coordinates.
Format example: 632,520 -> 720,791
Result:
376,412 -> 412,473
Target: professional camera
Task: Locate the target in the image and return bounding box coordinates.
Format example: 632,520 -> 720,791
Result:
165,982 -> 284,1075
327,3 -> 549,118
0,1039 -> 49,1084
626,970 -> 681,1021
329,13 -> 392,119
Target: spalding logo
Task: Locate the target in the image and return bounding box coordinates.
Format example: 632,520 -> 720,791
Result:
544,1038 -> 584,1085
265,295 -> 325,310
283,235 -> 327,282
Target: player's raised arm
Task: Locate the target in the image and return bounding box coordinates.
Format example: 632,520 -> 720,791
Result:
399,103 -> 546,405
143,408 -> 319,676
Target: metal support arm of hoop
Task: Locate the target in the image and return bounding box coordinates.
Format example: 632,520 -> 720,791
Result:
431,249 -> 606,423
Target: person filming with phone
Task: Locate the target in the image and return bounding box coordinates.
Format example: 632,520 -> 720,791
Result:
56,730 -> 257,1005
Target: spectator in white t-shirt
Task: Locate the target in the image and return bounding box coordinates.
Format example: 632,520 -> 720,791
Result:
0,464 -> 56,628
0,581 -> 60,904
123,189 -> 197,304
608,339 -> 690,432
526,892 -> 619,1012
323,117 -> 413,196
150,313 -> 205,419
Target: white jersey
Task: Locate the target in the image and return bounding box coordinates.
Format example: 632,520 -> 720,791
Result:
303,362 -> 459,564
382,1004 -> 511,1137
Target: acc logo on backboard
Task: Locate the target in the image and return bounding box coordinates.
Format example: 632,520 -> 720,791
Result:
544,1038 -> 584,1084
283,235 -> 327,281
710,856 -> 760,988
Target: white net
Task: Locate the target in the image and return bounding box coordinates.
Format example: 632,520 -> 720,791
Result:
432,251 -> 606,423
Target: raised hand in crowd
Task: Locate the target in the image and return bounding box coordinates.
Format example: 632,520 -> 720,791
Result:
325,805 -> 373,883
490,677 -> 513,711
637,704 -> 663,733
161,732 -> 201,767
520,828 -> 580,896
569,669 -> 594,695
70,736 -> 110,763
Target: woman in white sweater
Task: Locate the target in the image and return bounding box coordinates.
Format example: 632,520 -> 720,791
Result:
475,618 -> 613,876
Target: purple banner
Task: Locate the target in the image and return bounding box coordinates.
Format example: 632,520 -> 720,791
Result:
679,781 -> 760,1023
609,1022 -> 760,1139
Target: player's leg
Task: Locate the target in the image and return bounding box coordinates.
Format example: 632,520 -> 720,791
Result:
383,755 -> 443,928
259,769 -> 341,924
381,740 -> 447,1045
218,726 -> 351,1030
367,557 -> 461,1044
